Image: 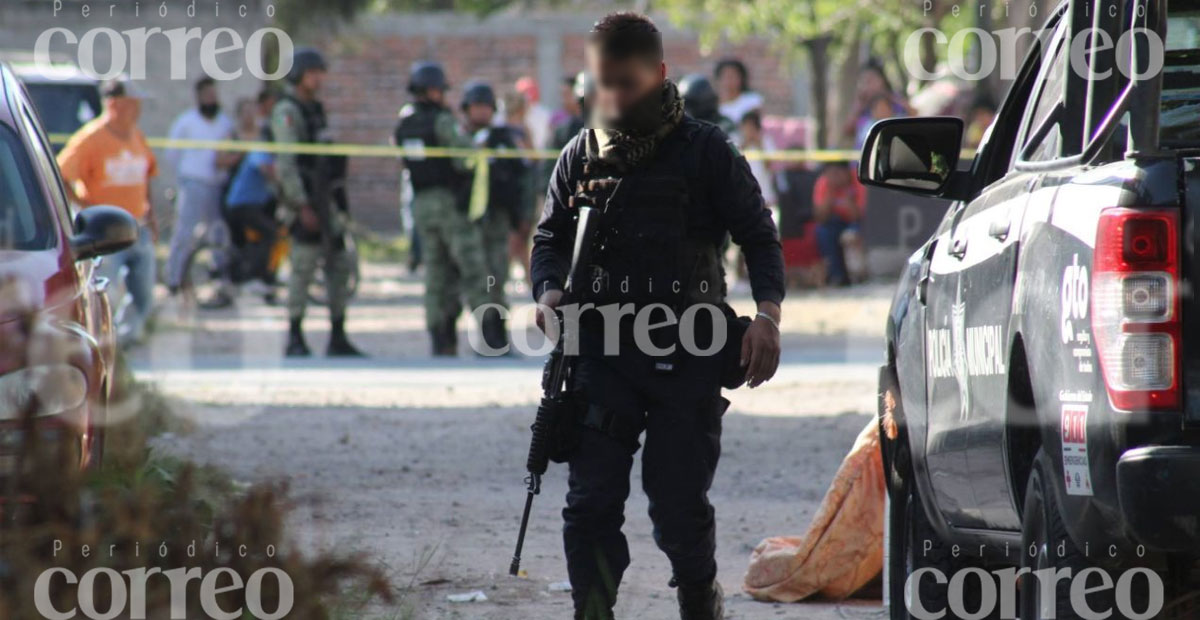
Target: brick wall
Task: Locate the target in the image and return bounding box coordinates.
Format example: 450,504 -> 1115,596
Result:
314,12 -> 804,232
0,0 -> 270,204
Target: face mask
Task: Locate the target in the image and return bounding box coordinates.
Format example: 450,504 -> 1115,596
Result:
600,85 -> 661,135
199,103 -> 220,119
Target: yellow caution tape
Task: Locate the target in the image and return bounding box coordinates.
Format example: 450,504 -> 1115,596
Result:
468,151 -> 489,221
47,133 -> 870,163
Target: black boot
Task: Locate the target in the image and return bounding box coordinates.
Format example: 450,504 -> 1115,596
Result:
326,316 -> 366,357
285,318 -> 311,357
675,578 -> 724,620
573,590 -> 616,620
574,607 -> 615,620
430,321 -> 457,357
478,308 -> 511,357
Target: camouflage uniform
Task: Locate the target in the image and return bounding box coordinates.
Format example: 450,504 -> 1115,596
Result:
273,87 -> 357,345
397,101 -> 506,346
472,124 -> 530,288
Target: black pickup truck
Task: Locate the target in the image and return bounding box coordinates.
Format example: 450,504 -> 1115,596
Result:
866,0 -> 1200,617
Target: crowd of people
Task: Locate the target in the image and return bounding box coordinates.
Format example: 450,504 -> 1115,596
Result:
56,49 -> 360,355
53,41 -> 999,354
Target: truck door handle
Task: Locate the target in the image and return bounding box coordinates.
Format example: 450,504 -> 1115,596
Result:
949,238 -> 968,259
988,219 -> 1011,241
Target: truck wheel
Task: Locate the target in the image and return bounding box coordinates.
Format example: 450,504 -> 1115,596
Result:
1020,449 -> 1126,619
889,478 -> 969,619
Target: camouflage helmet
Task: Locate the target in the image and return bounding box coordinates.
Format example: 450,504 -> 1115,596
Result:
287,47 -> 328,85
409,61 -> 449,95
460,81 -> 497,111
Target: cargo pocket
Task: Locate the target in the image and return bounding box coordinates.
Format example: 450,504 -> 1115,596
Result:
701,396 -> 730,472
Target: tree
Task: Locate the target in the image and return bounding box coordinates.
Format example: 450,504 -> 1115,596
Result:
273,0 -> 576,31
655,0 -> 975,148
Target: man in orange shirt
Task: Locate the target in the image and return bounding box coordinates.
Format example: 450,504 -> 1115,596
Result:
58,80 -> 158,346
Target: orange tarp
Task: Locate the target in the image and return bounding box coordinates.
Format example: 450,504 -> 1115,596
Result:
743,420 -> 886,602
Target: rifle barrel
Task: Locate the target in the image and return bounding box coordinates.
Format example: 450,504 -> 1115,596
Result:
510,486 -> 538,576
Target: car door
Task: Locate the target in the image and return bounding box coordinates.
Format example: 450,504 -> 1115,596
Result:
922,13 -> 1066,529
958,18 -> 1072,530
13,87 -> 105,338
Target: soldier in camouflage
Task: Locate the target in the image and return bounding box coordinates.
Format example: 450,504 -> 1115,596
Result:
394,62 -> 509,356
272,47 -> 365,358
460,81 -> 530,289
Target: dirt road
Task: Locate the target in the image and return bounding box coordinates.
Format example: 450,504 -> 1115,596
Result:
135,264 -> 891,619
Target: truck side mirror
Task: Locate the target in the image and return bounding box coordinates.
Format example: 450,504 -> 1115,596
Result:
70,206 -> 138,261
859,117 -> 964,198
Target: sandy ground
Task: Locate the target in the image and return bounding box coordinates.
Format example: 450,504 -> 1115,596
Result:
134,263 -> 892,619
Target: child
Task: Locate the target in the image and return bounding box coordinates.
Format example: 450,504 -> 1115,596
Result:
812,162 -> 868,285
739,111 -> 778,211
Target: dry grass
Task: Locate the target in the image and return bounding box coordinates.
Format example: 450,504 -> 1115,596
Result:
0,360 -> 393,618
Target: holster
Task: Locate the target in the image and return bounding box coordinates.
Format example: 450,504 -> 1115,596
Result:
581,401 -> 643,451
541,393 -> 585,464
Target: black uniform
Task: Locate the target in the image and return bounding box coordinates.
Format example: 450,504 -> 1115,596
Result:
531,116 -> 784,613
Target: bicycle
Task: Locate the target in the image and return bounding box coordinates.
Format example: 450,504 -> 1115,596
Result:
178,221 -> 360,307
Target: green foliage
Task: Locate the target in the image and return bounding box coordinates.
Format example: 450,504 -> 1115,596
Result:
656,0 -> 971,76
274,0 -> 576,29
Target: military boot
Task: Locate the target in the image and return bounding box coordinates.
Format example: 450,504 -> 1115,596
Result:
327,316 -> 366,357
285,319 -> 311,358
430,322 -> 457,357
675,578 -> 724,620
573,590 -> 616,620
574,608 -> 615,620
478,309 -> 511,356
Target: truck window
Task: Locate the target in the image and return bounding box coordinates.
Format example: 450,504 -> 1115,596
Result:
1159,6 -> 1200,146
970,7 -> 1064,188
1020,24 -> 1069,162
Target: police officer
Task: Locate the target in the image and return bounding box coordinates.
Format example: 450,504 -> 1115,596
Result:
678,74 -> 736,136
272,47 -> 365,358
531,13 -> 784,620
394,63 -> 509,356
460,81 -> 530,288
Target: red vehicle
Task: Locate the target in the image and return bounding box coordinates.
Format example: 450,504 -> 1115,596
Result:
0,63 -> 137,469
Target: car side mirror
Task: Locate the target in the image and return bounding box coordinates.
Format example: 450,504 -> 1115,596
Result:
70,206 -> 138,261
859,117 -> 964,198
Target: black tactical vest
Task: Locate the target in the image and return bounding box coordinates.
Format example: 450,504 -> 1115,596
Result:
394,101 -> 460,191
480,125 -> 529,221
280,94 -> 326,179
575,121 -> 726,310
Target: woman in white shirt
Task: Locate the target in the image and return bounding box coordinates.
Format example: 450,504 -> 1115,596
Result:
714,58 -> 764,124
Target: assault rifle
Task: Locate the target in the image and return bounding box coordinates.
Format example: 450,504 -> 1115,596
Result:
509,173 -> 620,577
305,153 -> 348,253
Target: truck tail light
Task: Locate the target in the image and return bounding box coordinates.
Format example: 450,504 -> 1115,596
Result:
1092,208 -> 1181,410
